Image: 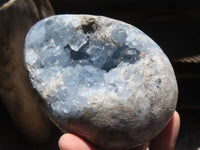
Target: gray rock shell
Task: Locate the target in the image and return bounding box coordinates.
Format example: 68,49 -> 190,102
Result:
24,15 -> 178,149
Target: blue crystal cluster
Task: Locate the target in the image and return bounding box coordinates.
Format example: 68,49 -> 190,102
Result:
25,15 -> 154,116
24,15 -> 178,149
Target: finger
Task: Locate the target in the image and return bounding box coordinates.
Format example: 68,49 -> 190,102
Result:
58,133 -> 95,150
149,111 -> 180,150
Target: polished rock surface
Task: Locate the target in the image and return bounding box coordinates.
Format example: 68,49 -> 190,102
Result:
24,15 -> 178,149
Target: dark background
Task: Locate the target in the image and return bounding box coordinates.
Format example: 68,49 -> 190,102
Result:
0,0 -> 200,150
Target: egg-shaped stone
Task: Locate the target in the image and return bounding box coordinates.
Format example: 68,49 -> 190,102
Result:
24,15 -> 178,150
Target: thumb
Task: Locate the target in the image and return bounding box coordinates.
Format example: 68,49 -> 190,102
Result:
58,133 -> 95,150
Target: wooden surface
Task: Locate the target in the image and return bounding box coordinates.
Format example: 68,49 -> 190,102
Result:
0,0 -> 55,143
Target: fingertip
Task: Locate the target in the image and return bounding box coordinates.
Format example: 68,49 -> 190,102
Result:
58,135 -> 65,150
58,133 -> 95,150
149,111 -> 180,150
174,111 -> 180,129
171,111 -> 180,147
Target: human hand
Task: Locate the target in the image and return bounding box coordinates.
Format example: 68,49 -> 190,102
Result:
58,111 -> 180,150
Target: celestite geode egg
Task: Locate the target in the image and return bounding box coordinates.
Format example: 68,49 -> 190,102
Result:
24,15 -> 178,149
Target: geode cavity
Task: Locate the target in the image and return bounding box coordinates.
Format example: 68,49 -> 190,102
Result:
24,15 -> 178,149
